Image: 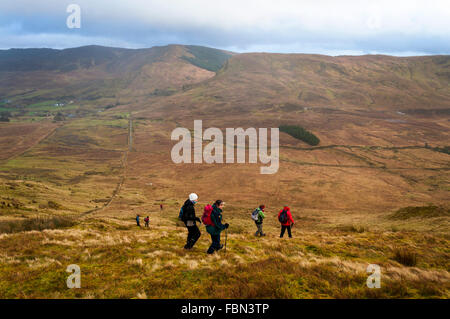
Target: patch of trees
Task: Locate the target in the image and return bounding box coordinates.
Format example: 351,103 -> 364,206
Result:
404,108 -> 450,116
426,144 -> 450,155
53,112 -> 66,122
279,124 -> 320,146
181,45 -> 232,72
150,88 -> 176,96
0,111 -> 11,122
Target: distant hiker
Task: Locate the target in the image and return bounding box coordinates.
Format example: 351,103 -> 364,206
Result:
144,216 -> 149,228
180,193 -> 202,249
251,205 -> 266,236
160,204 -> 163,211
136,214 -> 141,227
278,206 -> 294,238
204,200 -> 229,254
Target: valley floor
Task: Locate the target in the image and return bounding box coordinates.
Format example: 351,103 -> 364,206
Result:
0,108 -> 448,298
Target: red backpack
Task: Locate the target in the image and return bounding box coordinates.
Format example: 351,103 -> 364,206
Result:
201,204 -> 214,226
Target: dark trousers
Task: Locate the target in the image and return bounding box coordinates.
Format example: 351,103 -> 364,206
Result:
207,233 -> 221,254
255,222 -> 264,236
185,225 -> 201,248
280,225 -> 292,238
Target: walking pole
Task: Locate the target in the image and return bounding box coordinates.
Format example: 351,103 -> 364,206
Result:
224,228 -> 228,254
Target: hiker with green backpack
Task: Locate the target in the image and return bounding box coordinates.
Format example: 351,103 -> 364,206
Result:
251,205 -> 266,236
179,193 -> 202,249
278,206 -> 295,238
202,200 -> 229,254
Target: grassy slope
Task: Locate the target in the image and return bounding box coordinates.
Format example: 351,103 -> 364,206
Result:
0,48 -> 448,298
0,205 -> 448,298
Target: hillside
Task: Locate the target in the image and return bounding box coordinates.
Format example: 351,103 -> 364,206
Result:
144,53 -> 450,117
0,45 -> 449,298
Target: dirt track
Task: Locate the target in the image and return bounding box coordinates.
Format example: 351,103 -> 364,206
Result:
80,116 -> 133,217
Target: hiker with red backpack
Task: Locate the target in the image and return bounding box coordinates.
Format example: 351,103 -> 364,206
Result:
278,206 -> 294,238
202,200 -> 229,254
179,193 -> 201,249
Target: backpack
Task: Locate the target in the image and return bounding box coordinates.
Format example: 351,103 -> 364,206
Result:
201,204 -> 214,226
279,209 -> 288,223
251,208 -> 260,221
178,206 -> 185,221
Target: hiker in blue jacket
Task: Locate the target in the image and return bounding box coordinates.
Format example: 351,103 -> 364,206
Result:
206,200 -> 229,254
136,214 -> 140,227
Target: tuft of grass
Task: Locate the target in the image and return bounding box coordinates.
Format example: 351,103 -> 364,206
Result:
47,200 -> 61,210
0,216 -> 76,234
392,248 -> 417,267
337,225 -> 367,233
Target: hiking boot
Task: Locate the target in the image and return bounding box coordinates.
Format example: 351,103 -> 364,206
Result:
215,244 -> 224,251
261,233 -> 266,237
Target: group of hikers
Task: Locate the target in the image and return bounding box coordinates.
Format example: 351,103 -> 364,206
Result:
179,193 -> 295,254
135,193 -> 295,254
136,204 -> 164,227
135,214 -> 150,228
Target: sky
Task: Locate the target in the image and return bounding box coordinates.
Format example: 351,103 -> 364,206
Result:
0,0 -> 449,56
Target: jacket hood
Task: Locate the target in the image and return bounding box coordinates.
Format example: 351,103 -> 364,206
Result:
212,203 -> 222,212
283,206 -> 290,211
184,198 -> 194,207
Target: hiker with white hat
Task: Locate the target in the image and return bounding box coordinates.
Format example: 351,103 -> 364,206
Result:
179,193 -> 201,249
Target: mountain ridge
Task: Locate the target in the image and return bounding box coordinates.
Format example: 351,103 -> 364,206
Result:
1,44 -> 449,114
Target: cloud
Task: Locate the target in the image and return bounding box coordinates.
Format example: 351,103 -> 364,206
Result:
0,0 -> 449,55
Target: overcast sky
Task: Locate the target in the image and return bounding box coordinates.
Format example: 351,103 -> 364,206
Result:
1,0 -> 449,55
